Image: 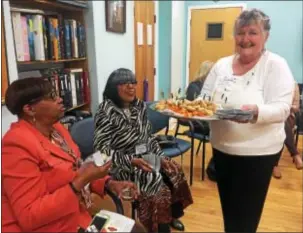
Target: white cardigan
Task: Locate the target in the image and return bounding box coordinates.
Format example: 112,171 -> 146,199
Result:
200,51 -> 295,156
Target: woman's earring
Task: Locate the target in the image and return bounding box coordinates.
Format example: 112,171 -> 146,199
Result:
32,115 -> 36,123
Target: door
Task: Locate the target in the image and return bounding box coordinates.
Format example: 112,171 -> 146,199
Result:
134,1 -> 155,101
189,7 -> 243,82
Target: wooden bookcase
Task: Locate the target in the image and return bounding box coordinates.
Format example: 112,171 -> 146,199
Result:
4,0 -> 90,113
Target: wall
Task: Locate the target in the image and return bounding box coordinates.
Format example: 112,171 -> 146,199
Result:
85,1 -> 135,113
183,1 -> 303,88
170,1 -> 185,95
158,0 -> 172,99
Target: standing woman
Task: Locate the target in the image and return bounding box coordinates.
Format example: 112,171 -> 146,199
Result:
200,9 -> 295,232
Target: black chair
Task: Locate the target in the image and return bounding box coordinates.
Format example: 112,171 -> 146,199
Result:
295,111 -> 302,147
146,102 -> 195,185
174,119 -> 210,181
69,117 -> 124,215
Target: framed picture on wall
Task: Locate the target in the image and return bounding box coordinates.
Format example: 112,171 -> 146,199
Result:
105,0 -> 126,33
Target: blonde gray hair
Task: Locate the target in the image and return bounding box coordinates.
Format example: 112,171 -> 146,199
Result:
193,60 -> 214,82
234,8 -> 271,34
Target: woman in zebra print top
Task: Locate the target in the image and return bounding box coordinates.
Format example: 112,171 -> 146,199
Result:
93,68 -> 193,232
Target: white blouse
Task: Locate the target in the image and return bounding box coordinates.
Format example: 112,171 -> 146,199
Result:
199,51 -> 295,156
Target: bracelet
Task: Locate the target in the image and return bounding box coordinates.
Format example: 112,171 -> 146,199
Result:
69,182 -> 81,195
104,177 -> 113,190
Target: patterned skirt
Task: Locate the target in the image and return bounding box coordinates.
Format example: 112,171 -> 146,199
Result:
133,160 -> 193,232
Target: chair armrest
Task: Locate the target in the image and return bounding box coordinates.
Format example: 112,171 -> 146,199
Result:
295,111 -> 301,125
105,186 -> 124,215
187,120 -> 195,133
193,120 -> 208,132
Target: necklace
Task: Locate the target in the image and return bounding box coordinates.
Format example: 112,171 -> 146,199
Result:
123,108 -> 131,118
51,129 -> 82,169
50,129 -> 92,208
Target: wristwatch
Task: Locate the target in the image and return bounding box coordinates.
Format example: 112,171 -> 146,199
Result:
69,182 -> 81,195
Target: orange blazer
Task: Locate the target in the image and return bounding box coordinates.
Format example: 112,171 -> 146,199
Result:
1,120 -> 110,232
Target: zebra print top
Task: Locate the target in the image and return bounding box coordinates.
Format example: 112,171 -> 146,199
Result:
93,98 -> 166,195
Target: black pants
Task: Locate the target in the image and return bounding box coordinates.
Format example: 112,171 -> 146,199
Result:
213,148 -> 282,233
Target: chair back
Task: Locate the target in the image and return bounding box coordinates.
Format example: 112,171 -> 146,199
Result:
69,117 -> 94,160
146,101 -> 169,134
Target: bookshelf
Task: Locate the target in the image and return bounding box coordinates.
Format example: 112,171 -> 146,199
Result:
6,0 -> 91,113
17,57 -> 87,65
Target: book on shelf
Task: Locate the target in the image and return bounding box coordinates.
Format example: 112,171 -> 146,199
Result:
58,14 -> 65,60
21,16 -> 30,61
64,19 -> 72,59
70,19 -> 78,59
26,15 -> 36,61
51,17 -> 60,60
10,8 -> 86,62
11,12 -> 24,61
42,16 -> 49,60
39,68 -> 89,110
32,15 -> 45,61
82,71 -> 91,104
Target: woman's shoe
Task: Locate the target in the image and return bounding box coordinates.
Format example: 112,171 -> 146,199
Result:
170,219 -> 184,231
293,154 -> 303,170
272,166 -> 282,179
158,223 -> 171,233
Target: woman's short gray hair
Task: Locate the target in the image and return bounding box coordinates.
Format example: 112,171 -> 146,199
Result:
235,8 -> 271,33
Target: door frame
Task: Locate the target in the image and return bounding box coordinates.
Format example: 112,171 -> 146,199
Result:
154,0 -> 159,100
185,3 -> 247,87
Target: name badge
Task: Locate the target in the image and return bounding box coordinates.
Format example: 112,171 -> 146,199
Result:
135,143 -> 147,155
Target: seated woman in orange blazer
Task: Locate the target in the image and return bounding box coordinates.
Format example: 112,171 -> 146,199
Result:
1,77 -> 138,232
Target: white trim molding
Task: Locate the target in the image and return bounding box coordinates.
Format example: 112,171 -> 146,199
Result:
185,3 -> 247,88
170,1 -> 185,96
154,0 -> 159,100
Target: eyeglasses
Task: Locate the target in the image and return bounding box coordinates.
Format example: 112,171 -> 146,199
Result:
119,81 -> 137,86
28,91 -> 58,104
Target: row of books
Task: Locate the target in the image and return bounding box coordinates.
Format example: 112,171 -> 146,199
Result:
42,68 -> 90,109
11,8 -> 86,62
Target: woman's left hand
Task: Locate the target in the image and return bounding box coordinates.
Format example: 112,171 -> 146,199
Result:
107,180 -> 139,200
161,159 -> 178,174
231,104 -> 259,123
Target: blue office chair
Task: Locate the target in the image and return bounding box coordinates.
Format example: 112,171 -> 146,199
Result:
174,119 -> 210,181
69,117 -> 124,215
146,102 -> 195,185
